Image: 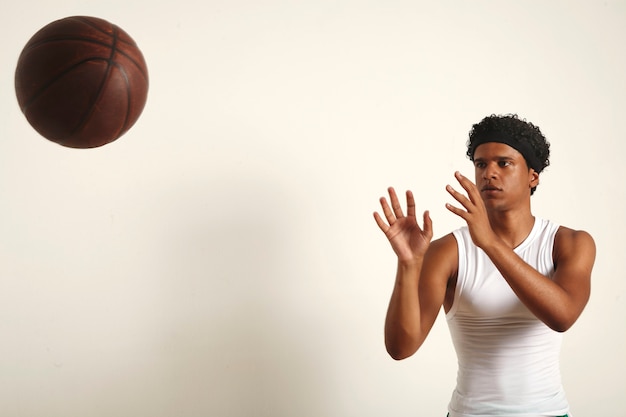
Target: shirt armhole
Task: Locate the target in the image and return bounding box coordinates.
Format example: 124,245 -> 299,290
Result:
446,229 -> 465,320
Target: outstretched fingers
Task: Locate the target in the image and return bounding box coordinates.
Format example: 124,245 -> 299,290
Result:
386,187 -> 406,220
446,183 -> 471,212
454,171 -> 481,203
445,200 -> 467,220
446,171 -> 480,211
405,190 -> 416,218
381,187 -> 404,220
374,193 -> 394,233
373,210 -> 390,232
374,187 -> 415,232
422,210 -> 433,239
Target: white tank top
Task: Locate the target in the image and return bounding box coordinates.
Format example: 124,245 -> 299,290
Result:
447,218 -> 569,417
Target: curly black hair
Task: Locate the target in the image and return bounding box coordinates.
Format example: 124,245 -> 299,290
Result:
467,114 -> 550,195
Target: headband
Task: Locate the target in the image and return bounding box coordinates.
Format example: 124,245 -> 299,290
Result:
470,131 -> 542,172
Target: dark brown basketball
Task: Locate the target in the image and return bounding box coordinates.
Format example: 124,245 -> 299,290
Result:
15,16 -> 149,148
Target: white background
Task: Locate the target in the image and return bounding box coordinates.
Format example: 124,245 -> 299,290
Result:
1,1 -> 624,416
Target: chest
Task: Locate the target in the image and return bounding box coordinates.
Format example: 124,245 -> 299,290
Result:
455,265 -> 530,319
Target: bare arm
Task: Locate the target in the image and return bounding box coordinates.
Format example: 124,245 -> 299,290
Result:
383,235 -> 456,359
480,227 -> 594,331
446,171 -> 595,332
374,188 -> 455,359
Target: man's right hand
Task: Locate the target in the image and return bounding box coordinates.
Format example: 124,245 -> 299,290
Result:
373,187 -> 433,264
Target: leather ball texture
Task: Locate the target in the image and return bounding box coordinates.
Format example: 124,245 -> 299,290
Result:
15,16 -> 149,148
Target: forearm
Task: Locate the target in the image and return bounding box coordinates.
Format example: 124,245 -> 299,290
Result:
384,260 -> 423,360
483,240 -> 577,331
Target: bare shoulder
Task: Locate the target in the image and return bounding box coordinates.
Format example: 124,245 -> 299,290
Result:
554,226 -> 596,265
427,233 -> 458,257
423,233 -> 458,278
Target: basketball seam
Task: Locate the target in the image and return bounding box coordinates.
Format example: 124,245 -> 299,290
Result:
73,17 -> 148,80
19,57 -> 109,110
20,38 -> 148,80
72,16 -> 138,49
71,25 -> 126,144
114,61 -> 133,135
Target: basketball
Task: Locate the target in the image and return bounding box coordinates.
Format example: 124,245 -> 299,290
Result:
14,16 -> 149,148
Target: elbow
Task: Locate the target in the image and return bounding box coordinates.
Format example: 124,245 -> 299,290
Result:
385,338 -> 419,360
541,303 -> 585,333
546,315 -> 578,333
386,348 -> 412,361
384,323 -> 424,360
550,323 -> 570,333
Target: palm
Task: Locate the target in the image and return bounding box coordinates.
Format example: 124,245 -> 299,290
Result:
384,216 -> 430,260
374,188 -> 433,263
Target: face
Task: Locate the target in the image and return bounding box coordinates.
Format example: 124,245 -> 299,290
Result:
473,142 -> 539,211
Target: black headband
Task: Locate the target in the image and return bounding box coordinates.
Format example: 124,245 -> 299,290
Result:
470,132 -> 542,172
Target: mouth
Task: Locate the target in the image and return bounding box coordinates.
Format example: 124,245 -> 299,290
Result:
481,186 -> 502,192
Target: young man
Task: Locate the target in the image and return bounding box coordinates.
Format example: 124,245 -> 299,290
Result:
374,114 -> 595,417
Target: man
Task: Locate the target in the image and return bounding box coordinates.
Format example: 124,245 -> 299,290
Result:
374,114 -> 595,417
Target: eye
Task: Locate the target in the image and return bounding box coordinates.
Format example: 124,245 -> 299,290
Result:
474,161 -> 486,168
498,160 -> 512,167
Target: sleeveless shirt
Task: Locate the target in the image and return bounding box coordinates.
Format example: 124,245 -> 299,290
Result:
446,218 -> 569,417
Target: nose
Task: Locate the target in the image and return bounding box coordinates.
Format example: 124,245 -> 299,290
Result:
482,162 -> 498,179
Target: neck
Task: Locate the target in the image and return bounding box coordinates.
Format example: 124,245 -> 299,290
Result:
487,209 -> 536,248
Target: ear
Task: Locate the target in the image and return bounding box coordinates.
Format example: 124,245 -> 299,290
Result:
529,169 -> 540,189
